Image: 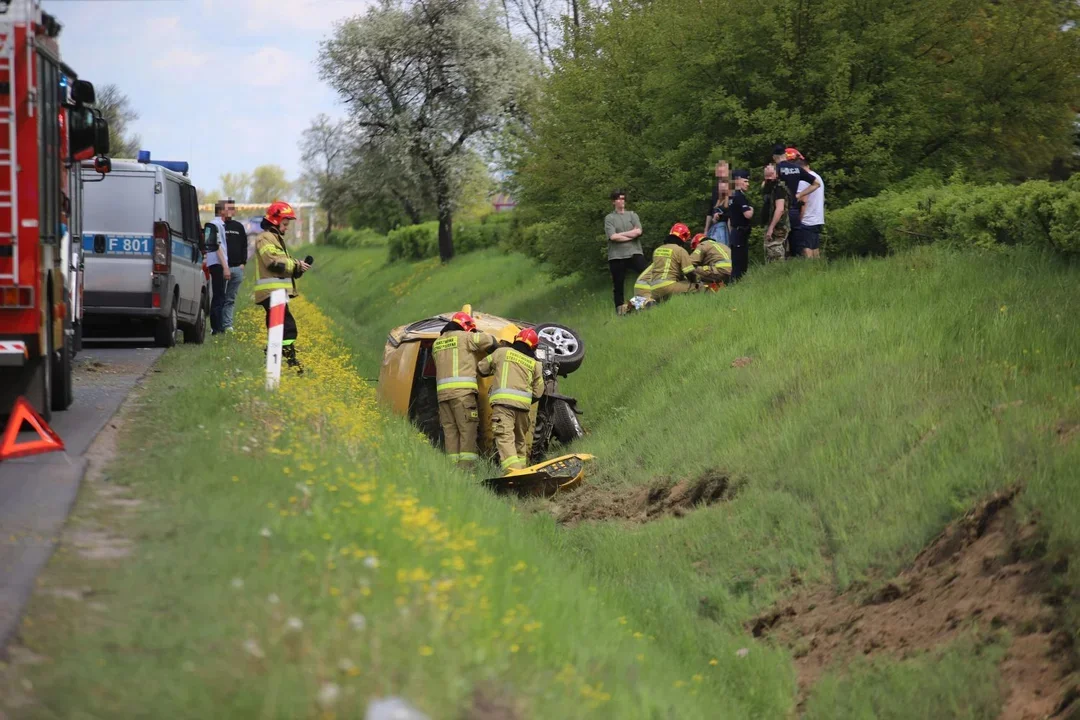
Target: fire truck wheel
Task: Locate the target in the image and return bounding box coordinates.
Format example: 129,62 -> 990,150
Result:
155,302 -> 178,348
51,312 -> 74,412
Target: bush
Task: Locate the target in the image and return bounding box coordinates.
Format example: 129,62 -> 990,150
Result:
324,227 -> 387,249
825,174 -> 1080,257
387,213 -> 517,261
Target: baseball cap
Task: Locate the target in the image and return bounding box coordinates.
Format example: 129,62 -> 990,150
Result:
732,168 -> 750,179
772,144 -> 785,157
785,147 -> 804,161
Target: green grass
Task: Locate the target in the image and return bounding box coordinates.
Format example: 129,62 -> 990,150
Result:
299,243 -> 1080,716
6,242 -> 1078,718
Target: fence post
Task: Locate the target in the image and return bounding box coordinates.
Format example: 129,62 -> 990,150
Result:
265,289 -> 287,390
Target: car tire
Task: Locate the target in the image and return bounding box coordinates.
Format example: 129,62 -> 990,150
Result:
155,302 -> 178,348
551,399 -> 584,444
534,323 -> 585,376
51,311 -> 73,412
182,297 -> 206,345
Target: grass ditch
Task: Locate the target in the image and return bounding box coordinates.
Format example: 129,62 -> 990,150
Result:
302,242 -> 1080,716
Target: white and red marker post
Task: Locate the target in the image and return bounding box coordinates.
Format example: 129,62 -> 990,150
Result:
265,289 -> 288,390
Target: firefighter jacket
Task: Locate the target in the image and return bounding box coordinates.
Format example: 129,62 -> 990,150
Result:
690,239 -> 733,280
433,330 -> 499,401
634,243 -> 696,296
478,346 -> 544,410
254,225 -> 302,304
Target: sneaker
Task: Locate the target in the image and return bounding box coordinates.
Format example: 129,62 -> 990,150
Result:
615,303 -> 629,316
225,327 -> 235,333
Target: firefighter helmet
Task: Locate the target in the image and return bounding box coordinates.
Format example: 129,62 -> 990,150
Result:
264,201 -> 298,227
451,311 -> 476,332
515,327 -> 539,349
691,233 -> 706,251
669,223 -> 691,242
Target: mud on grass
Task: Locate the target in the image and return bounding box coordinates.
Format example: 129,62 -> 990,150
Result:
752,488 -> 1079,719
550,470 -> 744,525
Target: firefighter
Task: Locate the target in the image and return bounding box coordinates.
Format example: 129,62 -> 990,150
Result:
254,201 -> 309,373
478,327 -> 545,473
434,311 -> 500,467
633,223 -> 700,302
689,232 -> 733,288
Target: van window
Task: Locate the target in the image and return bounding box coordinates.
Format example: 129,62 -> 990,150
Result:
166,179 -> 183,235
82,174 -> 154,234
180,183 -> 199,242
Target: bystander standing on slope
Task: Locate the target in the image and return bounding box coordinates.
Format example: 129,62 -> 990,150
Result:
762,164 -> 791,262
220,200 -> 249,332
728,169 -> 754,280
792,157 -> 825,259
604,189 -> 647,316
202,201 -> 232,336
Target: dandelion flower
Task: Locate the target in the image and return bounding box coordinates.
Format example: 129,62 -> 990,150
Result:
736,647 -> 749,658
363,557 -> 380,569
418,645 -> 434,657
317,682 -> 341,709
709,658 -> 718,666
231,577 -> 244,589
260,527 -> 272,538
243,639 -> 264,659
285,617 -> 303,632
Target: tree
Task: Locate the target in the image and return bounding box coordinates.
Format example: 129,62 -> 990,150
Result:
95,83 -> 141,158
300,114 -> 351,238
249,165 -> 292,203
319,0 -> 535,261
220,172 -> 251,203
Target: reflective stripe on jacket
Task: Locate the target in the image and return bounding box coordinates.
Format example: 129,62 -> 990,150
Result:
433,330 -> 498,401
634,243 -> 695,294
254,227 -> 297,304
477,347 -> 543,410
690,240 -> 732,279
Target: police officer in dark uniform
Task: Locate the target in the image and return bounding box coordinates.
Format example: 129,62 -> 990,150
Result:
776,147 -> 820,256
728,169 -> 754,280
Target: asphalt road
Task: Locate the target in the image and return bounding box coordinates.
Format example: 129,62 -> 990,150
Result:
0,341 -> 162,651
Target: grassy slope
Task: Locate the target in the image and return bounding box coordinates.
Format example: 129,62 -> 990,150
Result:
302,243 -> 1080,713
6,296 -> 782,719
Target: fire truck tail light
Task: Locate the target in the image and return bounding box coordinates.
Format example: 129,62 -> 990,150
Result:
152,221 -> 170,274
0,286 -> 33,308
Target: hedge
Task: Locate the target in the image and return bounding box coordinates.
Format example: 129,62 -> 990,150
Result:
324,227 -> 387,249
387,213 -> 516,261
826,173 -> 1080,257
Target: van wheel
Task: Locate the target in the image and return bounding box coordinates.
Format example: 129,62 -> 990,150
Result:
51,311 -> 74,411
155,303 -> 178,348
183,300 -> 206,345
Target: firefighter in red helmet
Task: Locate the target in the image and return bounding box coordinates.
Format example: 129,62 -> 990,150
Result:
477,327 -> 545,473
632,222 -> 700,302
254,201 -> 309,373
433,310 -> 501,468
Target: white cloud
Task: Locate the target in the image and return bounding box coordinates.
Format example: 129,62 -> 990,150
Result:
241,0 -> 374,34
152,48 -> 210,71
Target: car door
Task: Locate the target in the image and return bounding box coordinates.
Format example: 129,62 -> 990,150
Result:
179,183 -> 203,318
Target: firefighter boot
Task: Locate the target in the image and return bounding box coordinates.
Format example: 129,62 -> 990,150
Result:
283,345 -> 304,375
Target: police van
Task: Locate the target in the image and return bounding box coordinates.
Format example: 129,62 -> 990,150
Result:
80,151 -> 208,347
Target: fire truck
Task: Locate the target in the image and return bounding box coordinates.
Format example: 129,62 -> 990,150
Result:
0,0 -> 111,422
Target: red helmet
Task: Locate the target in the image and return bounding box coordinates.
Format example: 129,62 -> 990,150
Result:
515,328 -> 539,349
785,147 -> 804,161
691,233 -> 706,251
264,201 -> 298,227
451,311 -> 476,332
669,223 -> 691,242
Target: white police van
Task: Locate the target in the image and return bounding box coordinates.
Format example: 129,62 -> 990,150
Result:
80,151 -> 207,346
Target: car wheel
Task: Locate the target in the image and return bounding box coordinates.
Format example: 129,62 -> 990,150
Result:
534,323 -> 585,376
183,298 -> 206,345
155,303 -> 178,348
551,399 -> 584,444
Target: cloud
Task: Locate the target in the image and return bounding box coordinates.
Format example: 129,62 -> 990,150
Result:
241,0 -> 374,34
152,48 -> 210,71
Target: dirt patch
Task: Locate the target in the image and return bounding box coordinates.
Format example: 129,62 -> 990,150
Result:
465,685 -> 524,720
751,488 -> 1079,718
731,356 -> 753,368
552,470 -> 741,525
1055,420 -> 1079,446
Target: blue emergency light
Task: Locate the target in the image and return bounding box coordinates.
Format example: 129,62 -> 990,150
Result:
137,150 -> 189,176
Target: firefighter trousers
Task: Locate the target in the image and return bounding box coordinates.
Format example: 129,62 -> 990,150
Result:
258,298 -> 298,345
491,404 -> 530,471
438,394 -> 479,464
652,281 -> 696,302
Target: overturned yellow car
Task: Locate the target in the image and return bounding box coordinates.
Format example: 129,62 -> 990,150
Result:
376,304 -> 586,466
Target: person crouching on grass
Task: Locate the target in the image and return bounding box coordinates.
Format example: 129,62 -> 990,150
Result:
633,223 -> 700,302
478,328 -> 545,473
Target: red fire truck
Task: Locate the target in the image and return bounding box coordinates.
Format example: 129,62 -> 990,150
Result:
0,0 -> 111,422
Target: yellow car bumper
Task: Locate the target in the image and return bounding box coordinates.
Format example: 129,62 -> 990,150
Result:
483,453 -> 594,498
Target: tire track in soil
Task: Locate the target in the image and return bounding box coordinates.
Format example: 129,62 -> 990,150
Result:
751,487 -> 1079,719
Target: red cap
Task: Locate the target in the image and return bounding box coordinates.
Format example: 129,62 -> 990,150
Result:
784,147 -> 803,161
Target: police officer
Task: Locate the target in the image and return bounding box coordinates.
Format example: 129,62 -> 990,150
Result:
776,147 -> 820,256
254,201 -> 308,373
433,312 -> 499,468
727,170 -> 754,280
478,328 -> 544,473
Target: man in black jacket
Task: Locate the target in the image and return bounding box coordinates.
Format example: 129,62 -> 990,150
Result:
219,199 -> 248,332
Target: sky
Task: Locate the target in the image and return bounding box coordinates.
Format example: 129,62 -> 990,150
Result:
42,0 -> 375,196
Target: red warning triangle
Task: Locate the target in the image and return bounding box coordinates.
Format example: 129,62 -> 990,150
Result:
0,397 -> 65,461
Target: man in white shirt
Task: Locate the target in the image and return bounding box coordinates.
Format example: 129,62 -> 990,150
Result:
792,158 -> 824,259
